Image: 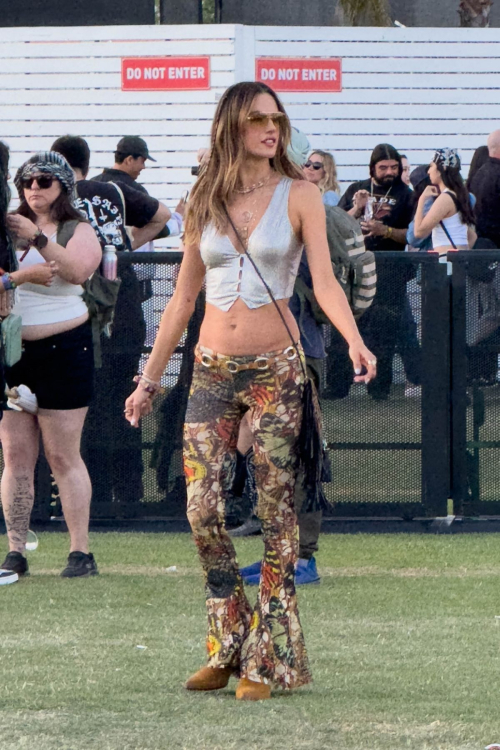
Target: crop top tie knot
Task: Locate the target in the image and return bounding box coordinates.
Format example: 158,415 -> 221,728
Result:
200,176 -> 303,311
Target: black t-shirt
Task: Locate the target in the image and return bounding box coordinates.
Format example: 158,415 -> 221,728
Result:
338,177 -> 414,252
469,157 -> 500,248
75,179 -> 159,251
91,169 -> 170,239
91,167 -> 150,195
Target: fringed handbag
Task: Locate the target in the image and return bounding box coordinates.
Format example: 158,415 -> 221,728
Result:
224,207 -> 330,512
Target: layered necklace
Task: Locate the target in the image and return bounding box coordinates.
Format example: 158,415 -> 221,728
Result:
234,172 -> 272,194
233,171 -> 273,246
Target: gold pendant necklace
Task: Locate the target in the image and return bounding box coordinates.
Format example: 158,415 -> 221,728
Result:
233,193 -> 261,246
235,172 -> 272,194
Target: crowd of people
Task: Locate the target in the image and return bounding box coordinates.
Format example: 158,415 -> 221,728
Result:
0,81 -> 499,698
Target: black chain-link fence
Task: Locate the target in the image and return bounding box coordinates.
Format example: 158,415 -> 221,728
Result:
24,250 -> 500,522
451,250 -> 500,517
321,252 -> 449,518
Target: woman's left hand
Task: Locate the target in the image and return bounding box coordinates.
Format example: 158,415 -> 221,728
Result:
348,339 -> 377,384
6,214 -> 38,241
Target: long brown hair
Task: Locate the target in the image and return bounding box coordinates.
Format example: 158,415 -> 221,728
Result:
16,191 -> 85,225
309,150 -> 340,195
184,82 -> 303,245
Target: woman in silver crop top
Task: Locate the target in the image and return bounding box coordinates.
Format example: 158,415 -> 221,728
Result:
0,152 -> 101,581
414,148 -> 476,254
125,82 -> 376,700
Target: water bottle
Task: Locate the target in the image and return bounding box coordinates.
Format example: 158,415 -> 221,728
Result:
102,245 -> 118,280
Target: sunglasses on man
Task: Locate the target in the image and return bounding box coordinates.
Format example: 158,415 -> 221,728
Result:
303,161 -> 324,171
21,175 -> 56,190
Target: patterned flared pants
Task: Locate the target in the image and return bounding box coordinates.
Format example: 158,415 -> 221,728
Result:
183,345 -> 312,689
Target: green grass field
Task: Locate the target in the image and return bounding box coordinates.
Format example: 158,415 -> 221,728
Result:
1,532 -> 499,750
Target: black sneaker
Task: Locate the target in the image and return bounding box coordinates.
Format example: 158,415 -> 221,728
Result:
0,551 -> 29,584
60,552 -> 99,578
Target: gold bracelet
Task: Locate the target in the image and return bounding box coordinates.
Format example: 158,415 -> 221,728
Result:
385,226 -> 393,239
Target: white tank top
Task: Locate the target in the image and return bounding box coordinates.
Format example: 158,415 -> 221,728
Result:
431,190 -> 469,250
13,230 -> 87,326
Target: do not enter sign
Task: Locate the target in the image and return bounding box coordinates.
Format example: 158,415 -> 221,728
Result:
256,58 -> 342,93
122,57 -> 210,91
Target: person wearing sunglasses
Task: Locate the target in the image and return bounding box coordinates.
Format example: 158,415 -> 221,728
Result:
303,150 -> 341,207
124,81 -> 376,700
0,151 -> 101,581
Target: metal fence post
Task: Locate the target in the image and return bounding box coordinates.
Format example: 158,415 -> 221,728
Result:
449,256 -> 468,513
420,257 -> 450,515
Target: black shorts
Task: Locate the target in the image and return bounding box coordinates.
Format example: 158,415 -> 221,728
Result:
6,321 -> 94,410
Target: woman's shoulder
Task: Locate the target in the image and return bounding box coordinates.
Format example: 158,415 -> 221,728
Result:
438,190 -> 460,211
289,180 -> 324,214
69,220 -> 101,247
289,178 -> 320,198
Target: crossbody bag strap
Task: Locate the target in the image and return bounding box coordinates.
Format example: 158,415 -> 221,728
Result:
439,191 -> 459,250
439,218 -> 457,250
223,206 -> 307,380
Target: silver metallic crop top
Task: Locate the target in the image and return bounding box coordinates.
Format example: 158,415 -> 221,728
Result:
200,177 -> 303,311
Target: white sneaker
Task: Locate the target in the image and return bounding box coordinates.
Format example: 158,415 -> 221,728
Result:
0,569 -> 19,585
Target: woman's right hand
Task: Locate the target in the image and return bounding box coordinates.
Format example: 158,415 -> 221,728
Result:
124,386 -> 154,427
419,185 -> 439,201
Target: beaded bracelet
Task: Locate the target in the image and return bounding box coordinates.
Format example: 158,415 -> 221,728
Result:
139,372 -> 161,387
0,274 -> 16,292
132,375 -> 165,396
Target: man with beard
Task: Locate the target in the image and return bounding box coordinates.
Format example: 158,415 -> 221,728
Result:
325,144 -> 416,401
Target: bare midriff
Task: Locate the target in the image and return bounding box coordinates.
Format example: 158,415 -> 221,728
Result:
199,298 -> 299,355
21,311 -> 89,341
433,244 -> 469,256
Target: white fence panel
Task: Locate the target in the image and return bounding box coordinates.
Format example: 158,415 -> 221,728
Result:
252,26 -> 500,189
0,25 -> 238,248
0,24 -> 499,226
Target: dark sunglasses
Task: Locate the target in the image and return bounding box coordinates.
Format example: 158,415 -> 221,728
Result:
246,111 -> 286,125
21,175 -> 55,190
304,161 -> 324,171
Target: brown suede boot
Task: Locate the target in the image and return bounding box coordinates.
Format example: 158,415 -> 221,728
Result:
185,666 -> 234,691
235,677 -> 271,701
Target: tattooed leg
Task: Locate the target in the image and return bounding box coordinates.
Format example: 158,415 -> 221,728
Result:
2,474 -> 35,553
0,411 -> 40,555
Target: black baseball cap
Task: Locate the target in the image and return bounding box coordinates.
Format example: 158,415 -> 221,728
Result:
116,136 -> 156,162
410,165 -> 429,189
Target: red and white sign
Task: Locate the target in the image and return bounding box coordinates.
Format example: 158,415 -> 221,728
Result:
121,57 -> 210,91
256,58 -> 342,93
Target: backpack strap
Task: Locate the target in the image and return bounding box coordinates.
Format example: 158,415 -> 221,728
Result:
108,181 -> 126,225
108,181 -> 132,251
56,219 -> 81,248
